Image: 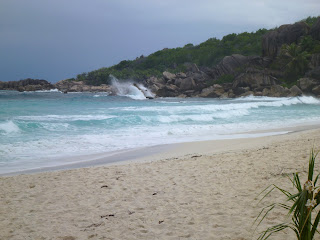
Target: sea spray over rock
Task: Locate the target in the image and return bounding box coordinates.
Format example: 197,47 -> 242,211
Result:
110,75 -> 155,100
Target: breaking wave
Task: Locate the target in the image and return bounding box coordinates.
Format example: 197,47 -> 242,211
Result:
1,90 -> 320,174
0,120 -> 20,135
117,95 -> 320,113
110,75 -> 154,100
16,115 -> 116,122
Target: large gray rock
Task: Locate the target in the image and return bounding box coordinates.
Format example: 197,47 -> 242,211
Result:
289,85 -> 303,97
262,22 -> 310,59
310,17 -> 320,41
147,76 -> 165,85
174,78 -> 183,87
232,87 -> 248,96
179,77 -> 196,91
183,63 -> 200,73
306,66 -> 320,80
149,84 -> 160,93
212,54 -> 248,77
206,55 -> 271,82
298,77 -> 320,92
156,84 -> 179,97
91,85 -> 111,92
262,85 -> 290,97
232,69 -> 278,89
163,71 -> 176,81
55,79 -> 111,92
176,72 -> 187,78
312,85 -> 320,95
199,86 -> 225,98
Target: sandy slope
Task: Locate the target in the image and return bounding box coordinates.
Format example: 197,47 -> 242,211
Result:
1,128 -> 320,240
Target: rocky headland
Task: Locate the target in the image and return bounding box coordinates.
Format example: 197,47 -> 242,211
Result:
0,79 -> 55,92
2,18 -> 320,98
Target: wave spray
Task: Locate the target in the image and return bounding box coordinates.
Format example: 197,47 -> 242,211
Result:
110,75 -> 154,100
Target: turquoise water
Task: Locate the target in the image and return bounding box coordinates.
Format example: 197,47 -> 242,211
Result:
1,89 -> 320,174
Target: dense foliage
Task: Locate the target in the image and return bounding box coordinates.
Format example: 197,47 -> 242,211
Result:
71,16 -> 319,86
71,29 -> 269,85
271,28 -> 320,87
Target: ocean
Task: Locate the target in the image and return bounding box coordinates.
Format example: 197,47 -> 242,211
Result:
1,86 -> 320,174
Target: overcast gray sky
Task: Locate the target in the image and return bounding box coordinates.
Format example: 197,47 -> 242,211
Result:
1,0 -> 319,83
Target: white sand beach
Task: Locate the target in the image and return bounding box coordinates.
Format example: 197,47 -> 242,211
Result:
1,127 -> 320,240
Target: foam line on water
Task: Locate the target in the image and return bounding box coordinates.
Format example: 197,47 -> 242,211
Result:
116,96 -> 320,113
35,89 -> 61,93
16,115 -> 117,121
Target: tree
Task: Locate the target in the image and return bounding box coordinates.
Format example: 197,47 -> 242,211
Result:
280,43 -> 309,78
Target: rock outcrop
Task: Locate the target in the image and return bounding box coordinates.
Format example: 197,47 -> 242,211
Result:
262,85 -> 290,97
3,19 -> 320,99
147,20 -> 319,98
262,22 -> 310,59
55,79 -> 111,93
289,85 -> 303,97
145,53 -> 309,98
306,66 -> 320,80
298,77 -> 320,96
199,84 -> 228,98
232,68 -> 279,90
0,79 -> 55,92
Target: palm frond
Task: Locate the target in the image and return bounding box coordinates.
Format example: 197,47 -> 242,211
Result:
255,148 -> 319,240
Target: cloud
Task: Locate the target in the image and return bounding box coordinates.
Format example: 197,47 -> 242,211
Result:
104,0 -> 320,27
0,0 -> 319,82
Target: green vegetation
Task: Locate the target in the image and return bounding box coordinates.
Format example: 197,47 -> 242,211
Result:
215,74 -> 235,85
280,43 -> 310,84
255,149 -> 320,240
302,16 -> 319,27
72,16 -> 319,86
74,29 -> 268,85
270,28 -> 320,86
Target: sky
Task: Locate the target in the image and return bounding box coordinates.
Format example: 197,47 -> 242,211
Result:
1,0 -> 320,83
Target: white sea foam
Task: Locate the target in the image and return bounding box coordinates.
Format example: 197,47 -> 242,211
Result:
297,96 -> 320,104
119,96 -> 320,113
1,91 -> 320,174
35,89 -> 61,93
113,81 -> 146,100
16,115 -> 116,121
235,95 -> 320,104
1,114 -> 320,174
141,109 -> 250,123
135,83 -> 155,99
39,123 -> 71,131
0,121 -> 20,134
93,93 -> 110,97
110,75 -> 155,100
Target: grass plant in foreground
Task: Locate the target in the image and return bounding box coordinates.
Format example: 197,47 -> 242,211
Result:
255,149 -> 320,240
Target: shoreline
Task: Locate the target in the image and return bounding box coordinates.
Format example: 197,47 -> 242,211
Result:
2,122 -> 320,176
1,126 -> 320,239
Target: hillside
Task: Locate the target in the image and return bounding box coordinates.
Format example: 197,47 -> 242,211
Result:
72,28 -> 269,86
68,17 -> 318,87
2,16 -> 320,98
